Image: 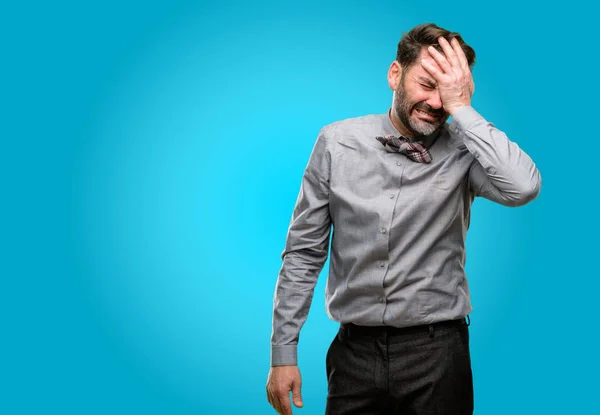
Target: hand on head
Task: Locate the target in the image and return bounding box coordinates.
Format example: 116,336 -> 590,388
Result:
420,37 -> 475,115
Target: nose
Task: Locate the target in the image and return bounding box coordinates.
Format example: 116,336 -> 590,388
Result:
426,90 -> 443,110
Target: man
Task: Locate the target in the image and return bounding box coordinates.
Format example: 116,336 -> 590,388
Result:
266,23 -> 541,415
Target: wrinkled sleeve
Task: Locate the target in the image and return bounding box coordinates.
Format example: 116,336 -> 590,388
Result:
449,106 -> 542,207
270,128 -> 332,366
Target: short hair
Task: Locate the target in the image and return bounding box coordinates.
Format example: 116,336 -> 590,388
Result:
396,23 -> 476,70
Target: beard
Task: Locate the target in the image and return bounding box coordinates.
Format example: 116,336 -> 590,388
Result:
393,76 -> 448,137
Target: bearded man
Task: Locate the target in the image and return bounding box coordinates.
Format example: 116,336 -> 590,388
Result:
266,23 -> 541,415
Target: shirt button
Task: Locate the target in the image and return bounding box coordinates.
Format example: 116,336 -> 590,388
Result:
396,160 -> 402,166
379,262 -> 385,268
389,194 -> 394,199
381,228 -> 387,234
379,297 -> 384,303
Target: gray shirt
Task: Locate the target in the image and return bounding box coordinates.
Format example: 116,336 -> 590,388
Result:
270,106 -> 541,366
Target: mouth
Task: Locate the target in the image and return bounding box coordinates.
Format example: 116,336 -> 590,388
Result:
413,108 -> 440,121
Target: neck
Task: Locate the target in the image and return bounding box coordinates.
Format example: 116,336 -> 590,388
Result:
389,107 -> 415,138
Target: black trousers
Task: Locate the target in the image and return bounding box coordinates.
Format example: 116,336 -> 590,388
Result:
325,319 -> 473,415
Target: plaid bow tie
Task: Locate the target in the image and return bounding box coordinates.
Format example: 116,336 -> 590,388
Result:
375,134 -> 432,163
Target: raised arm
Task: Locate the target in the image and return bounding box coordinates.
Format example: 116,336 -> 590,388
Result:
421,36 -> 541,206
451,107 -> 541,206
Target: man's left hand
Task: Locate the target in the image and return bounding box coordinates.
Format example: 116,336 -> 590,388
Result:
420,37 -> 475,115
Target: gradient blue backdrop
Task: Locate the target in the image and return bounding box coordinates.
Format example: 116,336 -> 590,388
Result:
3,0 -> 598,414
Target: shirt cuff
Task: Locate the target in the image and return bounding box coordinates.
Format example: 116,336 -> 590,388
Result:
448,105 -> 483,135
271,345 -> 297,366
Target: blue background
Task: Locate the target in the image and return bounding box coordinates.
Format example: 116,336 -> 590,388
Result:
3,0 -> 598,414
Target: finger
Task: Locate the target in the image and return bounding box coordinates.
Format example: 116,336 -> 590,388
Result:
268,387 -> 284,415
426,45 -> 454,75
267,389 -> 280,414
420,58 -> 444,81
272,393 -> 285,415
451,37 -> 470,71
291,380 -> 303,408
437,37 -> 461,71
278,392 -> 293,415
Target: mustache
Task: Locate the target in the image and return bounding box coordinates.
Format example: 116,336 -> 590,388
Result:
412,103 -> 445,117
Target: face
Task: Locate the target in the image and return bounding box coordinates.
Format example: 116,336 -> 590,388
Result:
391,48 -> 449,137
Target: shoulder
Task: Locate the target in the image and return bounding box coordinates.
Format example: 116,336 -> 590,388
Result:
321,113 -> 384,135
318,113 -> 385,148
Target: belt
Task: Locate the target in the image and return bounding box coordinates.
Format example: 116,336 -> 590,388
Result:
340,317 -> 469,338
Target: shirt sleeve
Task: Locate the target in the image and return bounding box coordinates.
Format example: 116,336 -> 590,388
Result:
449,106 -> 542,207
270,128 -> 332,366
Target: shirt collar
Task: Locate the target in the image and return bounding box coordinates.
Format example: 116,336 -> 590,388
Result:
382,108 -> 442,149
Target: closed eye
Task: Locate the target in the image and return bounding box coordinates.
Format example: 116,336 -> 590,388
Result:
416,76 -> 437,90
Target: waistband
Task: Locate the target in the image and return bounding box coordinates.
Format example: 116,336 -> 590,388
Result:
340,317 -> 468,338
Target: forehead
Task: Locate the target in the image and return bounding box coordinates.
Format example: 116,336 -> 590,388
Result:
405,47 -> 437,80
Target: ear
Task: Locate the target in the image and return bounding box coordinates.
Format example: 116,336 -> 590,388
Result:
387,61 -> 402,91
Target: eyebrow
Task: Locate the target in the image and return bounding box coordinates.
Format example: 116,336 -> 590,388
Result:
416,76 -> 436,87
